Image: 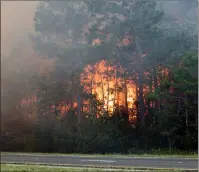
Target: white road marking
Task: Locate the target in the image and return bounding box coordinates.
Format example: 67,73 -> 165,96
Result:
178,162 -> 182,164
80,159 -> 116,163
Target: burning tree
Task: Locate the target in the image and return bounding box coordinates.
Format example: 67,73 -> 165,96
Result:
27,0 -> 197,152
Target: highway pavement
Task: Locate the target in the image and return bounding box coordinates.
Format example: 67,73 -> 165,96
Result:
1,154 -> 198,170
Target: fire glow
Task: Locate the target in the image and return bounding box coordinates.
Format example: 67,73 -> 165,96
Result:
20,37 -> 139,121
81,60 -> 137,118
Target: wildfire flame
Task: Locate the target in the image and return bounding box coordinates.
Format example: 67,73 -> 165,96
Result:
19,37 -> 142,121
81,60 -> 137,118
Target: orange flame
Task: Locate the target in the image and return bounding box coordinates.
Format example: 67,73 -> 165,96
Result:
81,60 -> 137,118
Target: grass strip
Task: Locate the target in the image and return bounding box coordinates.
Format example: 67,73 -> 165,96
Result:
1,163 -> 197,172
1,164 -> 196,172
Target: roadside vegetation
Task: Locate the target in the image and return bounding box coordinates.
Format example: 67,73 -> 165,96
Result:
1,164 -> 191,172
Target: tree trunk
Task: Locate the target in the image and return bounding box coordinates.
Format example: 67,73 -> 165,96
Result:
177,99 -> 181,116
134,37 -> 145,127
153,67 -> 158,89
100,74 -> 105,115
148,72 -> 153,109
106,63 -> 110,113
153,66 -> 159,109
135,77 -> 139,117
113,69 -> 118,113
89,64 -> 99,115
185,94 -> 188,128
168,136 -> 172,152
89,76 -> 94,115
136,75 -> 139,100
137,70 -> 145,127
77,88 -> 82,125
124,78 -> 129,120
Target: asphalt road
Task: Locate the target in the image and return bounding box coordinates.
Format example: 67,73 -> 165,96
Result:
1,154 -> 198,170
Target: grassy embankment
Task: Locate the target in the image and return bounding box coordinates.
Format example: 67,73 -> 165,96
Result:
1,164 -> 193,172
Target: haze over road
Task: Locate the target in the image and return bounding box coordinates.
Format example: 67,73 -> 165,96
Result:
1,154 -> 198,170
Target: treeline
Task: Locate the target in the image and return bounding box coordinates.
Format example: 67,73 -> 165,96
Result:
1,0 -> 198,153
1,110 -> 197,153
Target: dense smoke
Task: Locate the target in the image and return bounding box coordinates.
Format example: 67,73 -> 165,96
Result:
1,1 -> 52,113
1,1 -> 198,153
1,0 -> 197,116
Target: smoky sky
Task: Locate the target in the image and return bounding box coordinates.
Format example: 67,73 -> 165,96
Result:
1,1 -> 197,58
1,1 -> 38,57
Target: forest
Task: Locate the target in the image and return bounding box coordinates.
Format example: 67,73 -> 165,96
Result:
1,0 -> 198,154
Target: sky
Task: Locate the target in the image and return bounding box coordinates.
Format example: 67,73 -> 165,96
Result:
1,1 -> 38,57
1,1 -> 197,57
